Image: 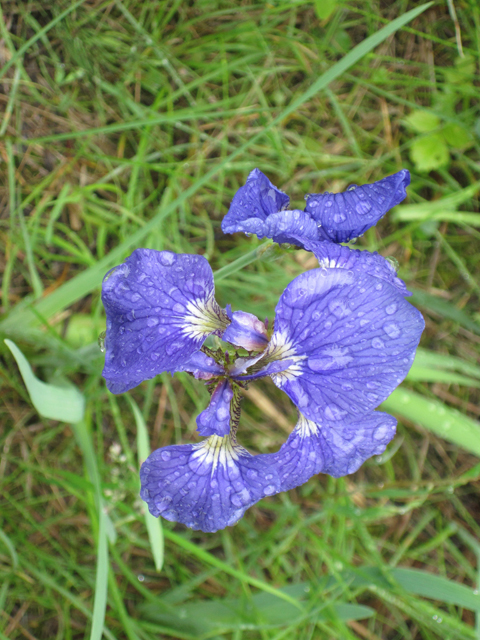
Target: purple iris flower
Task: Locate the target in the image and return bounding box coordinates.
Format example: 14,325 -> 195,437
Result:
102,240 -> 424,533
221,168 -> 410,246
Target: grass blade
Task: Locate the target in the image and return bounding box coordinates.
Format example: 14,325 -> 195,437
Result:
381,388 -> 480,457
90,510 -> 109,640
0,0 -> 88,81
392,568 -> 480,612
127,396 -> 164,572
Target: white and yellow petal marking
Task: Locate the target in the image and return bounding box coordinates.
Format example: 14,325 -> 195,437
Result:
174,295 -> 229,341
262,330 -> 307,383
191,435 -> 243,475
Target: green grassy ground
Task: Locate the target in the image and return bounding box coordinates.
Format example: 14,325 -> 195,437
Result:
1,0 -> 480,638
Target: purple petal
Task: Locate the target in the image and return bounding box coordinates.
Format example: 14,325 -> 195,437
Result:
267,411 -> 396,489
264,266 -> 424,424
102,249 -> 227,394
303,241 -> 411,297
222,306 -> 268,351
263,210 -> 320,246
140,436 -> 281,532
178,351 -> 224,380
196,380 -> 234,436
227,352 -> 265,376
222,168 -> 290,235
304,170 -> 410,243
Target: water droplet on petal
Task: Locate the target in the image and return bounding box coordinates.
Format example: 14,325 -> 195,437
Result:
355,201 -> 371,215
383,322 -> 400,338
386,256 -> 399,272
98,331 -> 106,352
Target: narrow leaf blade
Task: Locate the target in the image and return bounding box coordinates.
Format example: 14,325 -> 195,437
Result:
381,388 -> 480,457
5,339 -> 85,423
128,396 -> 164,572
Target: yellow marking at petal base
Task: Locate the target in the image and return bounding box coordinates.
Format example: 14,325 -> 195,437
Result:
265,331 -> 307,383
179,296 -> 228,340
296,413 -> 320,437
192,435 -> 242,475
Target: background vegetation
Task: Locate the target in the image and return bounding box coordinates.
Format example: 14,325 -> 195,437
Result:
1,0 -> 480,638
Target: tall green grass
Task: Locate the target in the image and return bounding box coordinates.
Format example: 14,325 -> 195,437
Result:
1,1 -> 480,639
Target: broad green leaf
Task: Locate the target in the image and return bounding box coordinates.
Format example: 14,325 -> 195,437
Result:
381,388 -> 480,457
445,54 -> 476,83
127,396 -> 164,572
5,339 -> 85,423
410,133 -> 449,172
65,314 -> 103,348
393,568 -> 480,612
442,122 -> 472,149
141,582 -> 373,634
405,110 -> 440,133
346,566 -> 480,611
314,0 -> 337,21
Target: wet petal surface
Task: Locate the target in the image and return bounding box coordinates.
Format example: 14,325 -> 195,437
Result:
266,264 -> 424,423
223,307 -> 268,351
267,411 -> 397,490
196,380 -> 234,436
304,170 -> 410,243
102,249 -> 226,394
178,350 -> 224,380
263,210 -> 320,246
140,436 -> 281,532
222,168 -> 290,235
304,241 -> 411,297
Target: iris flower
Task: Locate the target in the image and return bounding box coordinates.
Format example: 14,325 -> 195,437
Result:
221,168 -> 410,246
102,188 -> 424,531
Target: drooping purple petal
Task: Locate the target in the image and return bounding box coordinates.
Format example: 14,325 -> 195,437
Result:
304,170 -> 410,243
302,241 -> 411,297
221,168 -> 290,235
140,436 -> 281,532
264,265 -> 424,424
266,411 -> 396,490
177,350 -> 224,380
196,380 -> 234,436
102,249 -> 228,394
222,306 -> 268,351
262,210 -> 320,246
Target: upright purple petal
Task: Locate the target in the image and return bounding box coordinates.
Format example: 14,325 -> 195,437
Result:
222,306 -> 269,351
304,170 -> 410,243
102,249 -> 228,394
222,168 -> 290,235
263,265 -> 424,424
196,380 -> 234,436
266,411 -> 396,490
140,436 -> 281,532
303,241 -> 411,297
